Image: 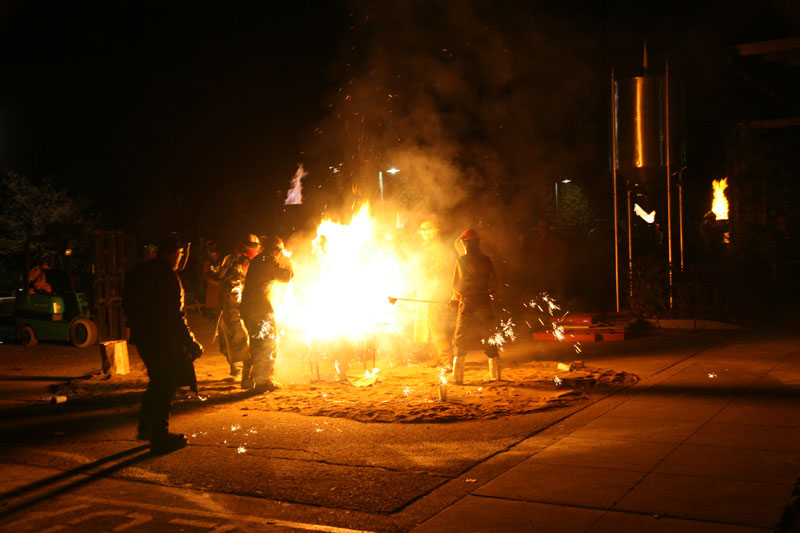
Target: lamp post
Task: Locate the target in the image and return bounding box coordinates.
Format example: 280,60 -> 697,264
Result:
555,179 -> 571,222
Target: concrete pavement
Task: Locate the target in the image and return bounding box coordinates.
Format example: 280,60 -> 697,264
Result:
413,327 -> 800,532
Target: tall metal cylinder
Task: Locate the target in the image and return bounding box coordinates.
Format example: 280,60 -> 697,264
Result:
611,66 -> 686,312
615,75 -> 685,174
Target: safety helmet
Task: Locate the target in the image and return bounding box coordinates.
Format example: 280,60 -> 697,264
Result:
418,220 -> 439,233
459,228 -> 480,241
243,233 -> 260,248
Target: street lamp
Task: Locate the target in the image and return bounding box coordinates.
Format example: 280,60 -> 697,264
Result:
555,179 -> 571,221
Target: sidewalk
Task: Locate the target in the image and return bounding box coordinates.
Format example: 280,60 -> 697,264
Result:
413,327 -> 800,532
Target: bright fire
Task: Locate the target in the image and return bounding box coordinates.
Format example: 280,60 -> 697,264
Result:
712,177 -> 728,221
270,203 -> 448,382
272,204 -> 415,342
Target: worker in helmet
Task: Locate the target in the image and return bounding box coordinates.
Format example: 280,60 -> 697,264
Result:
413,220 -> 455,368
450,228 -> 501,384
240,236 -> 293,393
215,234 -> 261,377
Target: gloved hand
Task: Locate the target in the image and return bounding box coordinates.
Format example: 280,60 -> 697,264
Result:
187,340 -> 204,360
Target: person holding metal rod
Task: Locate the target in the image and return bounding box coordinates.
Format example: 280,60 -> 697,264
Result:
239,236 -> 293,393
450,229 -> 501,384
122,232 -> 203,453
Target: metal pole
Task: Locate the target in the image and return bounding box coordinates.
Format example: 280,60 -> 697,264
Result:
611,69 -> 621,312
679,168 -> 685,273
627,188 -> 634,301
665,61 -> 674,312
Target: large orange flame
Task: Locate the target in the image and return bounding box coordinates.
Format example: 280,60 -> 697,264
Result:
272,204 -> 416,343
712,177 -> 729,221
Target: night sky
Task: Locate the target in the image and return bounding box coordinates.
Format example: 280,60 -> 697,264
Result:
1,1 -> 797,245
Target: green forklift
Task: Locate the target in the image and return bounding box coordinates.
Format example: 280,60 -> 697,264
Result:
14,229 -> 98,348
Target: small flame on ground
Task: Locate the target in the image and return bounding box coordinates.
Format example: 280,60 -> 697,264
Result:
554,376 -> 563,387
708,372 -> 718,379
237,445 -> 247,454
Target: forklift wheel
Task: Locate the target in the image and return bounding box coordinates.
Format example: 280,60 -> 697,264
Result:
18,325 -> 38,347
69,318 -> 98,348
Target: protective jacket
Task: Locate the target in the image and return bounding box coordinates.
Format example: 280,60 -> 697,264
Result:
122,256 -> 200,391
452,247 -> 499,354
215,254 -> 251,364
240,252 -> 294,320
240,251 -> 293,387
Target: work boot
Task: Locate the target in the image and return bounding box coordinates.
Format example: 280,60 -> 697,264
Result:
150,432 -> 187,454
488,357 -> 502,381
253,378 -> 283,394
451,356 -> 465,385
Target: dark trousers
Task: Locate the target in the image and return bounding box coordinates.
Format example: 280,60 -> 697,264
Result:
244,315 -> 277,386
137,341 -> 180,438
453,297 -> 499,359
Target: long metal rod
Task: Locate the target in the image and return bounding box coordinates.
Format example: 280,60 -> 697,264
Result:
388,296 -> 449,305
679,169 -> 685,272
665,60 -> 674,312
611,69 -> 621,312
627,188 -> 633,301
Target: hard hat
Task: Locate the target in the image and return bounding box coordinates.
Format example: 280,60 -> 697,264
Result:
418,220 -> 439,232
459,228 -> 480,241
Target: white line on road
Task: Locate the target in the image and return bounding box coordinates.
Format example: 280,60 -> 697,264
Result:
2,503 -> 90,530
70,495 -> 375,533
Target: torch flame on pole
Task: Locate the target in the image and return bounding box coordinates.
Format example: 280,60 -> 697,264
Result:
712,177 -> 729,221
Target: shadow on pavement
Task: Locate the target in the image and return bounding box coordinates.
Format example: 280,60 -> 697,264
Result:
0,444 -> 152,521
0,388 -> 262,447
